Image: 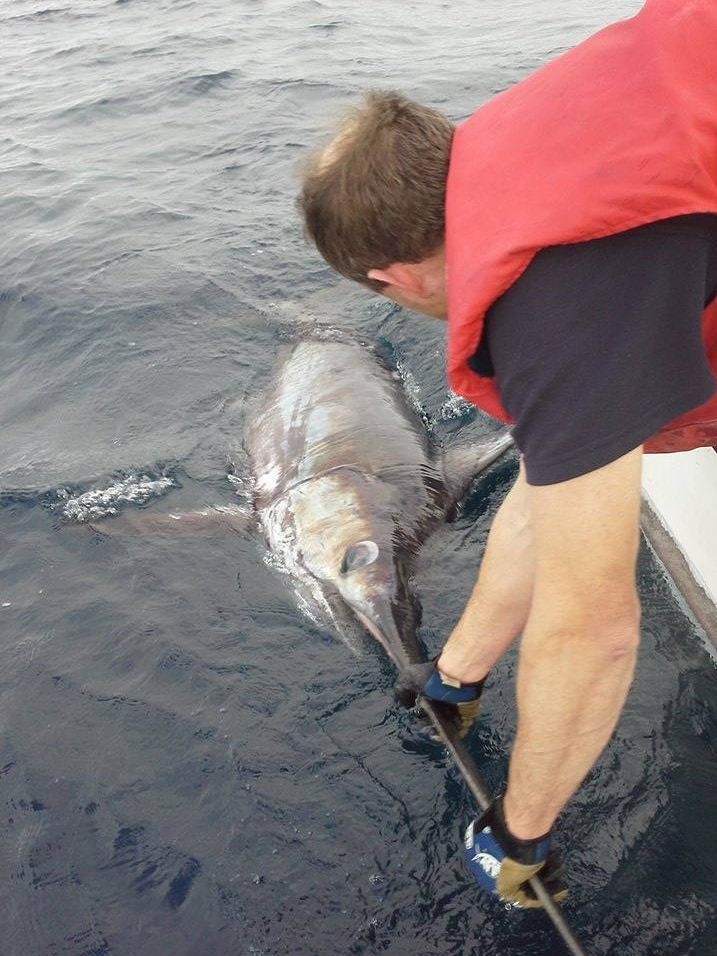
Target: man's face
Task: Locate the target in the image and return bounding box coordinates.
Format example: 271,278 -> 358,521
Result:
379,285 -> 448,321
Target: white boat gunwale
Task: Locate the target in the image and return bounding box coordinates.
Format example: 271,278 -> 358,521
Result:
641,446 -> 717,653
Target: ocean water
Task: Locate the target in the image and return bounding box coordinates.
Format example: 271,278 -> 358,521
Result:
1,1 -> 716,954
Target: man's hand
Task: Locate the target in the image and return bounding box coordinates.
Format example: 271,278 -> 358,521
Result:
394,659 -> 486,736
464,795 -> 567,908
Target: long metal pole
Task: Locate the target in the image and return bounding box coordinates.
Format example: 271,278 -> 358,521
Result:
420,699 -> 589,956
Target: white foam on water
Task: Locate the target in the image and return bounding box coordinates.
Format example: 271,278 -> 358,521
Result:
308,324 -> 349,341
395,358 -> 433,432
226,471 -> 251,493
56,474 -> 176,522
440,391 -> 474,420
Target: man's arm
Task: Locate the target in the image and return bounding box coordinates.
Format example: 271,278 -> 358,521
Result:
503,447 -> 643,838
437,460 -> 534,682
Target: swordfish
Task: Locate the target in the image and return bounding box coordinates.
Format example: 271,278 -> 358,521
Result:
244,337 -> 513,668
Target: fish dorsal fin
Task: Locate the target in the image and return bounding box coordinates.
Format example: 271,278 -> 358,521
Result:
441,430 -> 515,507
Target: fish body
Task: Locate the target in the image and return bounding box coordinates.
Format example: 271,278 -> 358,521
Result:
246,338 -> 511,666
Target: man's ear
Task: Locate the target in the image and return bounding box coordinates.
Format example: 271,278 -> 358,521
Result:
367,263 -> 425,295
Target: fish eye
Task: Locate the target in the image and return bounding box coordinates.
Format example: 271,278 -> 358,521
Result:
340,540 -> 379,574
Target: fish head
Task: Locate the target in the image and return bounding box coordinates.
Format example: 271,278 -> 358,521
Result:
333,536 -> 423,667
288,473 -> 423,666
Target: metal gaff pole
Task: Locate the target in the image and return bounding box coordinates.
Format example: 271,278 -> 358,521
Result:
420,698 -> 589,956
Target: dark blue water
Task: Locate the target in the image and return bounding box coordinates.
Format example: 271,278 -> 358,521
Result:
2,1 -> 716,954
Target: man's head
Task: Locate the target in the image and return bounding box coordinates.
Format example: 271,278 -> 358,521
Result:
298,90 -> 454,318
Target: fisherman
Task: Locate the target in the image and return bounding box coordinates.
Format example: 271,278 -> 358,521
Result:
297,0 -> 717,909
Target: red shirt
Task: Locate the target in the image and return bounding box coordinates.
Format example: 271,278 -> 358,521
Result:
445,0 -> 717,457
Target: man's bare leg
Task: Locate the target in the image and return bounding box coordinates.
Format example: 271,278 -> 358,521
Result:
503,449 -> 643,839
437,448 -> 642,846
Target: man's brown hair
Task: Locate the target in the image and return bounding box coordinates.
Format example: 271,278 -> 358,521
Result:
298,90 -> 454,288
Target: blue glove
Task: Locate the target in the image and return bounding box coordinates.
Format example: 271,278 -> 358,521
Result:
464,795 -> 567,909
394,658 -> 487,737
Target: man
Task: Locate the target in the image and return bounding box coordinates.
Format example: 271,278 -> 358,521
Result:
298,0 -> 717,908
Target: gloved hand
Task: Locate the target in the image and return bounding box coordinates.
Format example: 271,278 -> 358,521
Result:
464,794 -> 567,909
393,658 -> 487,737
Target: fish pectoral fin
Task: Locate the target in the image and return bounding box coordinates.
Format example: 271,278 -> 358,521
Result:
441,429 -> 515,509
88,503 -> 254,535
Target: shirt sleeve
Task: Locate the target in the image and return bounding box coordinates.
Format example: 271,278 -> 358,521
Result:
480,214 -> 717,485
